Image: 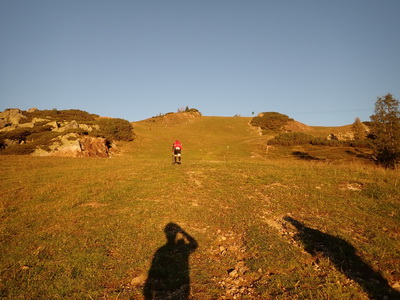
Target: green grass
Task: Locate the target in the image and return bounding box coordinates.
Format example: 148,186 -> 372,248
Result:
1,115 -> 399,299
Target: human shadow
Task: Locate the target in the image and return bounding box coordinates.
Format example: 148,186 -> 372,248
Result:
144,223 -> 198,300
284,216 -> 400,300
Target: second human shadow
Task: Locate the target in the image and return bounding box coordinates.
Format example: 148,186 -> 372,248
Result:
284,216 -> 399,300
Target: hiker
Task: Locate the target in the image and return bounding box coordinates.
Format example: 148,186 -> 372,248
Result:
172,140 -> 182,164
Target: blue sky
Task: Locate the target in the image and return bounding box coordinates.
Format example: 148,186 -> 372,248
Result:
1,1 -> 399,126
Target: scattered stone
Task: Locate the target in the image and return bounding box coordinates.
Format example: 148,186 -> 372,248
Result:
392,282 -> 400,292
339,182 -> 364,191
18,123 -> 35,128
54,120 -> 79,132
131,274 -> 147,286
32,117 -> 50,124
0,125 -> 17,132
0,118 -> 6,129
46,121 -> 59,129
4,139 -> 19,147
80,202 -> 108,208
214,230 -> 259,299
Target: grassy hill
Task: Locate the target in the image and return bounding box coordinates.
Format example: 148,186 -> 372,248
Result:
132,114 -> 261,161
1,114 -> 399,299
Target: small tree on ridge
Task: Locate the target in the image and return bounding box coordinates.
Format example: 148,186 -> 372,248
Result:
352,117 -> 367,141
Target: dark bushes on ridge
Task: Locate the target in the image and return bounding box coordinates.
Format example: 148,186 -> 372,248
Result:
24,109 -> 99,123
268,132 -> 370,147
268,132 -> 314,146
0,125 -> 61,155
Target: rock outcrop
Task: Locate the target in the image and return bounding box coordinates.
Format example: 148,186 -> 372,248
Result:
327,131 -> 355,141
80,136 -> 111,157
0,109 -> 27,129
0,108 -> 121,158
33,134 -> 112,157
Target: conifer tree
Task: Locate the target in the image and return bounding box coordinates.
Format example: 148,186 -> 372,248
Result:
352,117 -> 367,141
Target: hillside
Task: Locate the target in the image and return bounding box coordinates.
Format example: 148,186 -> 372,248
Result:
131,114 -> 261,161
1,111 -> 399,299
128,113 -> 371,164
1,107 -> 370,163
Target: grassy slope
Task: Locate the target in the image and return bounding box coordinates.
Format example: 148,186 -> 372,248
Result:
0,115 -> 399,299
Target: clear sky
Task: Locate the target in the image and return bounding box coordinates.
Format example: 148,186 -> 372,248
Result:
1,0 -> 399,126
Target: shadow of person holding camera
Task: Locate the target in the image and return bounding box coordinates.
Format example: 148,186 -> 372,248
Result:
144,223 -> 198,300
284,216 -> 400,300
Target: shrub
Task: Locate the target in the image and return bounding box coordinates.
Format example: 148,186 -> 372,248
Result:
0,124 -> 61,155
96,118 -> 134,141
0,143 -> 37,155
268,132 -> 315,146
267,133 -> 370,148
0,128 -> 33,143
27,131 -> 62,149
251,112 -> 293,134
25,109 -> 99,123
310,138 -> 348,147
186,108 -> 201,114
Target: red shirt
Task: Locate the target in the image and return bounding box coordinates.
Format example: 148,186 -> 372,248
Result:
173,141 -> 182,149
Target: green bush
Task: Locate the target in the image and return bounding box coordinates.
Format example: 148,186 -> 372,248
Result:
185,108 -> 201,114
0,125 -> 53,143
267,133 -> 371,148
0,124 -> 61,155
251,112 -> 293,134
0,128 -> 33,143
268,132 -> 315,146
96,118 -> 134,141
27,131 -> 62,150
25,109 -> 99,123
0,143 -> 37,155
310,138 -> 347,147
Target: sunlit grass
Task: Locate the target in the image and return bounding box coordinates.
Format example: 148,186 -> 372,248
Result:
1,116 -> 399,299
